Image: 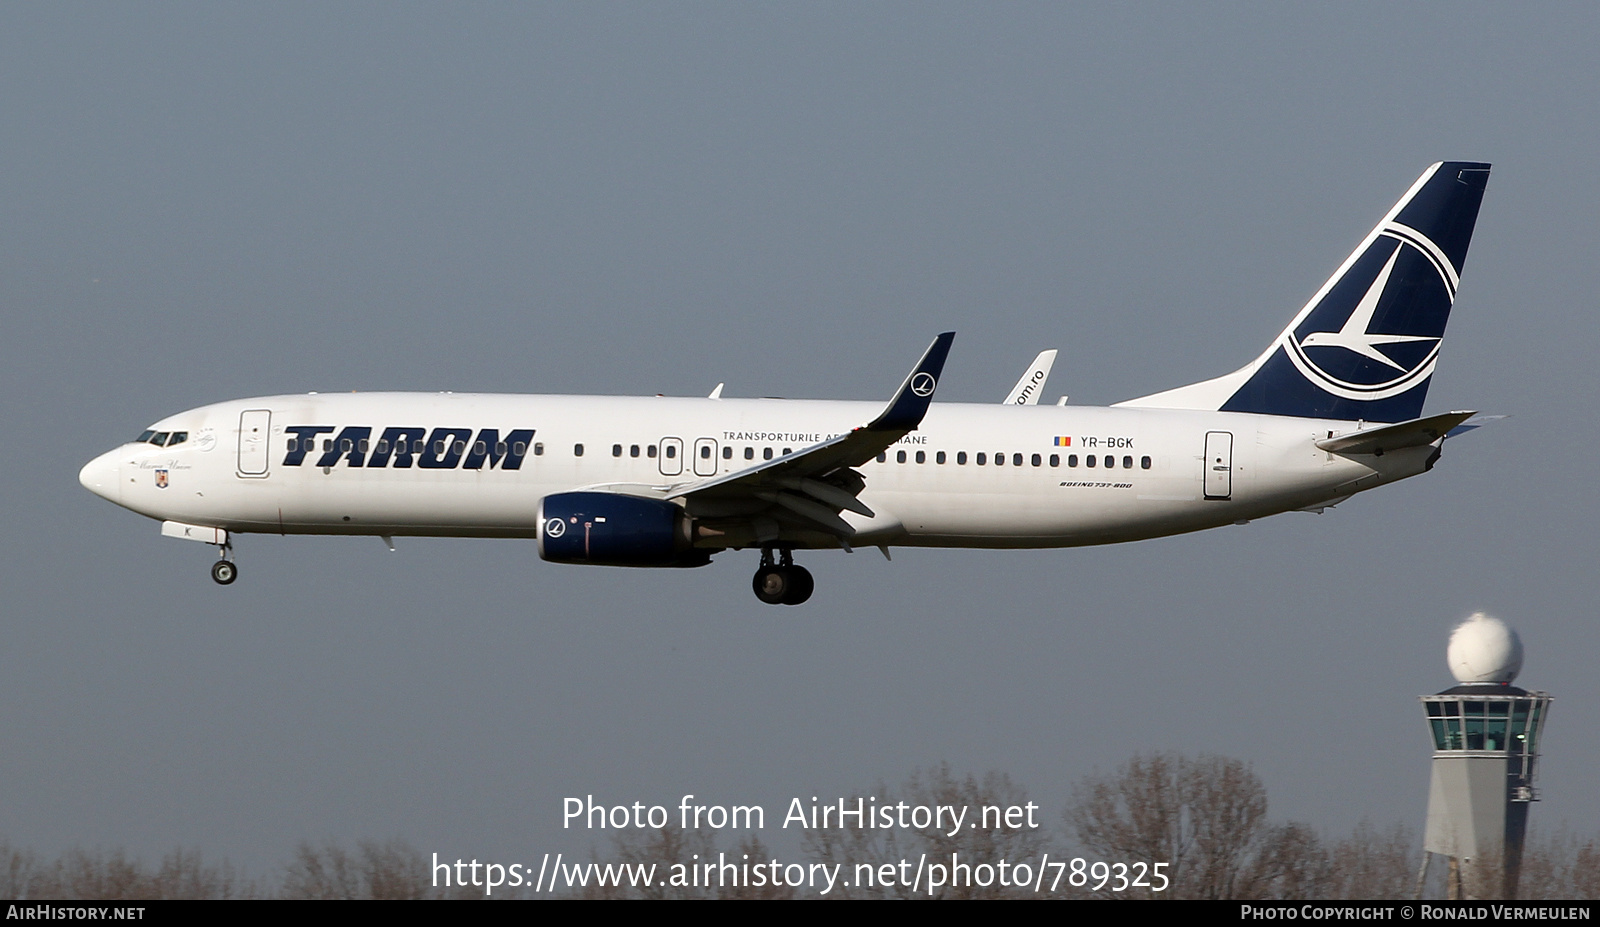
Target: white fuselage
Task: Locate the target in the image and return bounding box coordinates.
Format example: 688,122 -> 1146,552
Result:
79,392 -> 1439,552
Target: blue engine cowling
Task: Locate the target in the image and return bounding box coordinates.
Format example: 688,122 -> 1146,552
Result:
537,492 -> 711,568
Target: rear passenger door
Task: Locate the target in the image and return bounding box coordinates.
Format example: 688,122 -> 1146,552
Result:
1203,431 -> 1232,500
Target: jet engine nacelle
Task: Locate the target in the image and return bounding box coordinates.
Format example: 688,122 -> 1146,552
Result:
536,492 -> 710,568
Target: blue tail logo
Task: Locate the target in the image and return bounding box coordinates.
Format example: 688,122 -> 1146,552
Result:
1284,220 -> 1455,401
1211,161 -> 1490,422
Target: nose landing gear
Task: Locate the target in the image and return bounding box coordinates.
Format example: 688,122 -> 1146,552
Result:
752,548 -> 813,605
211,542 -> 237,585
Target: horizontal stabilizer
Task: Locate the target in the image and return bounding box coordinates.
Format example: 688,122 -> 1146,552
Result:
1315,411 -> 1476,456
1445,413 -> 1507,439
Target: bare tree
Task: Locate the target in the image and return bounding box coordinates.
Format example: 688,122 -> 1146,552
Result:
0,842 -> 42,900
800,779 -> 915,900
1069,759 -> 1436,901
718,837 -> 798,900
1322,821 -> 1417,900
804,763 -> 1048,899
1517,829 -> 1600,900
579,826 -> 797,899
282,838 -> 436,899
1235,822 -> 1334,899
1,844 -> 259,899
1067,753 -> 1281,899
579,826 -> 718,900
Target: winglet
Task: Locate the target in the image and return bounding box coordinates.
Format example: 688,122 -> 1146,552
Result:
867,332 -> 955,431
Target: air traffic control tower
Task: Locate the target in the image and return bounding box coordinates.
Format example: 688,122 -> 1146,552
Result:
1417,613 -> 1552,900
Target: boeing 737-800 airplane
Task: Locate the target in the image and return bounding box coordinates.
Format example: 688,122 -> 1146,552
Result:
80,162 -> 1494,604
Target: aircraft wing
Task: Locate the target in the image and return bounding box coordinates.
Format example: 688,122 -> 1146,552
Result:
1314,411 -> 1476,456
666,332 -> 955,538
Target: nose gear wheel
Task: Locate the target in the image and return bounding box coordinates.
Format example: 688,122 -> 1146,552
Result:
211,559 -> 237,585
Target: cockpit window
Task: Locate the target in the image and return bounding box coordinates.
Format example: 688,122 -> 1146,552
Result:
135,430 -> 187,447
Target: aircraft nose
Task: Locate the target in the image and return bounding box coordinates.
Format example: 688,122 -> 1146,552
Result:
78,449 -> 122,503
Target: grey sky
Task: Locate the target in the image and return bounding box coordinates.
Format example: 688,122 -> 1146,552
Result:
4,4 -> 1597,877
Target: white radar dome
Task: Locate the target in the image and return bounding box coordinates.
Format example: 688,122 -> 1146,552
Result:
1446,612 -> 1523,684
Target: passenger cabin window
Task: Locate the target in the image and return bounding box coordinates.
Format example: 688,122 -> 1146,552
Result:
612,444 -> 623,457
936,451 -> 946,464
1141,456 -> 1152,469
897,450 -> 906,463
957,451 -> 968,465
745,447 -> 755,460
1014,453 -> 1024,467
976,453 -> 986,465
916,451 -> 926,464
533,442 -> 544,456
1123,455 -> 1133,469
700,445 -> 711,459
1030,454 -> 1040,467
1049,454 -> 1059,467
513,441 -> 528,456
1086,455 -> 1095,468
1068,454 -> 1078,467
995,452 -> 1005,467
630,445 -> 640,458
763,448 -> 773,460
877,452 -> 886,463
664,445 -> 675,458
574,443 -> 585,457
647,445 -> 656,458
722,446 -> 732,459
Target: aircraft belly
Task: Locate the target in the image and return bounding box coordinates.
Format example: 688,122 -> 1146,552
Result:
883,486 -> 1228,547
265,469 -> 548,534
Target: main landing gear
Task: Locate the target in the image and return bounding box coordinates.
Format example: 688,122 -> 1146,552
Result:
752,548 -> 813,605
211,543 -> 237,586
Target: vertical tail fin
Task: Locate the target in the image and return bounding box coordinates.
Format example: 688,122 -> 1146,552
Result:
1116,162 -> 1490,422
